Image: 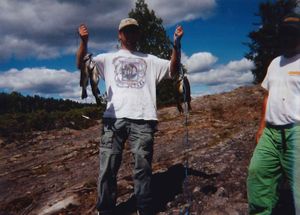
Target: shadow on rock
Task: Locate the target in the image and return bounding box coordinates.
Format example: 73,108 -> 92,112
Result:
116,163 -> 219,214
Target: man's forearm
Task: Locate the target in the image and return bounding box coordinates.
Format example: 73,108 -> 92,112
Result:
76,41 -> 87,69
255,93 -> 268,143
259,93 -> 268,129
170,26 -> 183,77
170,46 -> 180,77
257,93 -> 268,132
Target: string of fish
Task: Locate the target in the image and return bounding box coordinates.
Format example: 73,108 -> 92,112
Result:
175,34 -> 192,215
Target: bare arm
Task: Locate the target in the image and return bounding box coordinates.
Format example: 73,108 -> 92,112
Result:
256,92 -> 268,144
170,26 -> 184,77
76,24 -> 89,69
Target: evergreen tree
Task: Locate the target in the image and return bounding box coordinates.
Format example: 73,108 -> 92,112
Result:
129,0 -> 177,107
245,0 -> 297,83
129,0 -> 172,59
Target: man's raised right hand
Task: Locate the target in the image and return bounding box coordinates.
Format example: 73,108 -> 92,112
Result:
78,24 -> 89,44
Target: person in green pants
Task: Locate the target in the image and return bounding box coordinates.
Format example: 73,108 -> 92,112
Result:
247,13 -> 300,215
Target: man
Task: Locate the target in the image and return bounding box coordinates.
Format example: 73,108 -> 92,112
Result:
247,13 -> 300,215
76,18 -> 183,215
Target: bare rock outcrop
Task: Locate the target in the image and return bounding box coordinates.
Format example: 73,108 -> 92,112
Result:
0,86 -> 293,215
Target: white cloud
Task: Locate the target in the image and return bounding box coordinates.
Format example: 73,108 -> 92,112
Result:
0,0 -> 132,60
0,35 -> 60,60
188,58 -> 254,86
182,52 -> 255,96
145,0 -> 216,25
0,0 -> 216,61
0,67 -> 83,101
183,52 -> 218,73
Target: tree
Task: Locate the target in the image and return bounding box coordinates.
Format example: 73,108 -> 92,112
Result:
245,0 -> 297,83
129,0 -> 172,59
129,0 -> 178,107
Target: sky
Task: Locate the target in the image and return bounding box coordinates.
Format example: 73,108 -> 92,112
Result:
0,0 -> 296,102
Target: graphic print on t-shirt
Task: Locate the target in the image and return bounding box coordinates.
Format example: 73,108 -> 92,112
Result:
113,56 -> 147,88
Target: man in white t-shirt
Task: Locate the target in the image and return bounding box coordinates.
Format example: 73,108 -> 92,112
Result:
247,13 -> 300,215
77,18 -> 183,215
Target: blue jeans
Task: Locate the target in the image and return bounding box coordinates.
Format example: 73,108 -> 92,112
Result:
96,118 -> 157,214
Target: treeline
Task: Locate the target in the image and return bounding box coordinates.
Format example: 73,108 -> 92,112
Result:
0,91 -> 93,114
0,92 -> 105,139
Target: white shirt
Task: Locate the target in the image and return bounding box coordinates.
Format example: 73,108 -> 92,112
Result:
262,54 -> 300,125
93,49 -> 171,120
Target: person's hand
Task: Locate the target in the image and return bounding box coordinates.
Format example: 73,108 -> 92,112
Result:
78,24 -> 89,44
174,25 -> 184,45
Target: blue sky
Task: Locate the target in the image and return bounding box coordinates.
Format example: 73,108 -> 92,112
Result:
0,0 -> 286,102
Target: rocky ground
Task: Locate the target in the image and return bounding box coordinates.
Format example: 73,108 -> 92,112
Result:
0,85 -> 294,215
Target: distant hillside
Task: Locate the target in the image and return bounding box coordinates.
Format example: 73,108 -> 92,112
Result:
0,92 -> 105,139
0,91 -> 94,114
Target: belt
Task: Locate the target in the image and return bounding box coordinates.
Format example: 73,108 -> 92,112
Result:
265,122 -> 299,152
265,122 -> 298,129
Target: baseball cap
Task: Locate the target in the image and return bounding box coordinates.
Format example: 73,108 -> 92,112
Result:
280,13 -> 300,32
119,18 -> 139,31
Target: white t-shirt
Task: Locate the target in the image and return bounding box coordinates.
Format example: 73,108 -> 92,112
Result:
93,49 -> 171,120
262,54 -> 300,125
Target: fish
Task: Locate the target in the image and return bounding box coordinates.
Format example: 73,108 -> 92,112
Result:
173,34 -> 192,113
175,73 -> 192,113
79,54 -> 89,99
79,53 -> 102,105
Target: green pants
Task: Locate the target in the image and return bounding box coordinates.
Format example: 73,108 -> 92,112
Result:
247,124 -> 300,215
